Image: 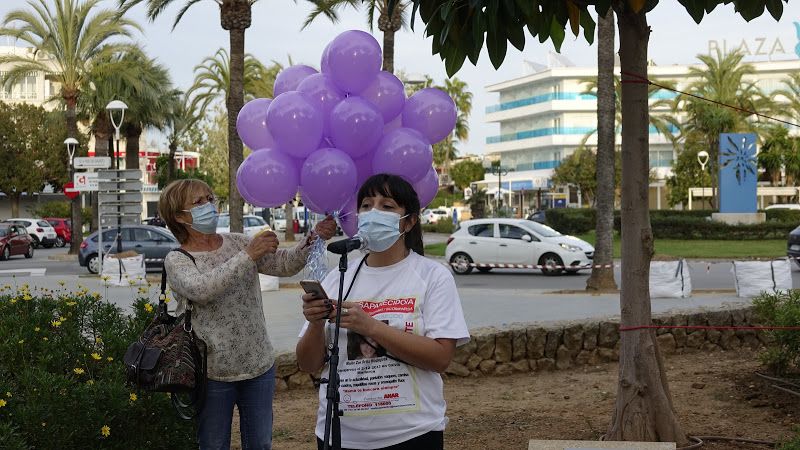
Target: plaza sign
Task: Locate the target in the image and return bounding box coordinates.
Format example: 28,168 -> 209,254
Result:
708,37 -> 787,59
73,156 -> 111,169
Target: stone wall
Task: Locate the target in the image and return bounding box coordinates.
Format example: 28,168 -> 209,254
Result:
273,307 -> 766,391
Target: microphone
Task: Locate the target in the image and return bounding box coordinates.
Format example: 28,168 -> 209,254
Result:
327,235 -> 367,254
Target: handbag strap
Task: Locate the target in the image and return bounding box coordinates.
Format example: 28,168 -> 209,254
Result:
159,248 -> 197,327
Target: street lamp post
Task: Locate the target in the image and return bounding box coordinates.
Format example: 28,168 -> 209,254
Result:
697,150 -> 709,210
106,100 -> 128,256
483,159 -> 509,216
64,137 -> 78,254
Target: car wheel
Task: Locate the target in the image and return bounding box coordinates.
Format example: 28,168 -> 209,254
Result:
25,244 -> 34,259
55,236 -> 66,247
0,246 -> 9,261
539,253 -> 564,276
477,267 -> 492,273
450,252 -> 474,275
31,236 -> 40,248
566,269 -> 580,274
87,254 -> 100,274
43,243 -> 54,249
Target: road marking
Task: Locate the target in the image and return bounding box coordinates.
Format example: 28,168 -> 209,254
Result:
0,268 -> 47,277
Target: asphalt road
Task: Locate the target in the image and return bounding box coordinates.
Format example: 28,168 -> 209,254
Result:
3,235 -> 800,291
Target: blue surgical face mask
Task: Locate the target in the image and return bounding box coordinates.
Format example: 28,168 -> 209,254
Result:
357,209 -> 409,253
183,202 -> 219,234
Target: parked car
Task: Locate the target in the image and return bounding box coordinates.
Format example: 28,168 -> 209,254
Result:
445,218 -> 594,276
44,217 -> 71,248
7,218 -> 58,248
421,208 -> 449,225
216,214 -> 272,238
0,222 -> 35,260
766,204 -> 800,210
79,225 -> 179,274
525,210 -> 547,224
787,225 -> 800,268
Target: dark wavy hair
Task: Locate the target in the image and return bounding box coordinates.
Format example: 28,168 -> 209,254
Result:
357,174 -> 424,256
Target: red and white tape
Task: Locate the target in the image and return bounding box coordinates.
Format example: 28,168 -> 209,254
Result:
449,262 -> 613,270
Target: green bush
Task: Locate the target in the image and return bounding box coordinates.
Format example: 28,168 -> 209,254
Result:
422,218 -> 454,234
765,208 -> 800,224
0,283 -> 196,449
27,200 -> 92,226
544,209 -> 596,235
753,290 -> 800,376
779,427 -> 800,450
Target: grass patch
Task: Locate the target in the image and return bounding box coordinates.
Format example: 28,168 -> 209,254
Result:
578,231 -> 787,259
424,242 -> 446,257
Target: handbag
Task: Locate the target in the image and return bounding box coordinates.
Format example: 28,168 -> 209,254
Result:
123,248 -> 207,420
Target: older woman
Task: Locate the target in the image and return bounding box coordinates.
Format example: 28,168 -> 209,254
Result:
159,179 -> 336,450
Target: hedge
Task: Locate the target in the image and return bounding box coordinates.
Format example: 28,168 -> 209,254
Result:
544,208 -> 798,240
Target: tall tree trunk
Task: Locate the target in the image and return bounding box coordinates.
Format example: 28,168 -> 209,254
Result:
221,1 -> 250,234
124,125 -> 142,170
382,28 -> 395,73
167,140 -> 178,182
65,95 -> 82,255
587,9 -> 618,292
10,193 -> 20,218
606,4 -> 686,445
285,202 -> 295,242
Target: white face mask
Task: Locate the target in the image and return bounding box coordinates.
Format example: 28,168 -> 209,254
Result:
357,209 -> 409,252
182,202 -> 219,234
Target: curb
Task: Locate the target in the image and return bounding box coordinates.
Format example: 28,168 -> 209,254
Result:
48,255 -> 77,261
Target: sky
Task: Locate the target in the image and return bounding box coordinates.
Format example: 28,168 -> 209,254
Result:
2,1 -> 800,155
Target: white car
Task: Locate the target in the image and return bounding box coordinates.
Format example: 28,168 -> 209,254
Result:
766,204 -> 800,210
216,214 -> 271,238
421,208 -> 450,225
8,218 -> 58,248
445,218 -> 594,276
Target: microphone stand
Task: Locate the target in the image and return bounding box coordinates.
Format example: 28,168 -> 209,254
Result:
322,250 -> 348,450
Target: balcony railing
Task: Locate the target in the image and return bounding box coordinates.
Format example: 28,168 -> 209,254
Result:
486,89 -> 677,114
486,124 -> 679,144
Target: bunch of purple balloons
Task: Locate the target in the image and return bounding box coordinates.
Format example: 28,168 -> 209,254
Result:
235,30 -> 457,236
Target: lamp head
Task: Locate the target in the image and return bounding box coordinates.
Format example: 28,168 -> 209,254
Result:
105,100 -> 128,112
697,150 -> 709,170
63,137 -> 78,146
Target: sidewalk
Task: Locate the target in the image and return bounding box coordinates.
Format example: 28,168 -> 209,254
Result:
2,274 -> 753,353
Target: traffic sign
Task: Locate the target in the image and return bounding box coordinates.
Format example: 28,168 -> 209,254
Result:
73,156 -> 111,169
63,182 -> 78,199
74,172 -> 99,191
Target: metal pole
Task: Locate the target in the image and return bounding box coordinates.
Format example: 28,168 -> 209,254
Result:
115,134 -> 122,256
497,168 -> 501,214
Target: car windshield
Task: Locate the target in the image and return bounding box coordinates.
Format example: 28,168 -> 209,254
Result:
0,228 -> 7,237
273,209 -> 285,220
217,215 -> 230,227
524,221 -> 562,237
47,220 -> 58,226
37,220 -> 51,228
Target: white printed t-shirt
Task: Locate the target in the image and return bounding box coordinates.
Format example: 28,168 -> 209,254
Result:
299,251 -> 470,449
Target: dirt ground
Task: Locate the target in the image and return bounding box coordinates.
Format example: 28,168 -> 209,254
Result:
232,349 -> 799,449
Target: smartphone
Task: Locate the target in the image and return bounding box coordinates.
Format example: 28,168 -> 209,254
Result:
300,279 -> 329,300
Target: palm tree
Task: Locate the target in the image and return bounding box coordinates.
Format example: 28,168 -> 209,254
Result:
0,0 -> 140,254
586,9 -> 617,293
164,91 -> 205,182
674,49 -> 767,208
302,0 -> 407,73
120,0 -> 261,233
436,77 -> 472,181
189,48 -> 280,107
773,72 -> 800,130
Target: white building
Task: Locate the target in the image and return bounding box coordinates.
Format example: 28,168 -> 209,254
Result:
479,54 -> 800,212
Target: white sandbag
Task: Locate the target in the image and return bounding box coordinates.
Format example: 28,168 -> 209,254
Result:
732,259 -> 792,298
259,274 -> 279,292
649,260 -> 692,298
102,254 -> 147,286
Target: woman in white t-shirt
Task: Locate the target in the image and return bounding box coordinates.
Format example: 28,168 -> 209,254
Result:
296,173 -> 470,450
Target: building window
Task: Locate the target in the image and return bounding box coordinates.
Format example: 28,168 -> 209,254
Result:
553,118 -> 562,133
22,73 -> 38,99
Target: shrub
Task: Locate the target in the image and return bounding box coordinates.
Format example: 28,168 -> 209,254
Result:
422,218 -> 454,234
544,209 -> 596,235
753,290 -> 800,376
27,200 -> 92,226
0,282 -> 196,449
765,208 -> 800,224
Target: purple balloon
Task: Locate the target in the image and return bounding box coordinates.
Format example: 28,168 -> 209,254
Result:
320,42 -> 332,73
236,148 -> 300,208
267,91 -> 324,159
402,87 -> 457,144
372,128 -> 433,183
330,97 -> 384,158
352,153 -> 374,188
413,167 -> 439,209
360,71 -> 406,122
298,73 -> 345,138
327,30 -> 382,94
300,147 -> 357,213
274,65 -> 318,97
337,195 -> 358,237
236,98 -> 274,150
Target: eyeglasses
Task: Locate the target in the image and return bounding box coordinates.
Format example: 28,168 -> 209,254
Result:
188,194 -> 216,208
